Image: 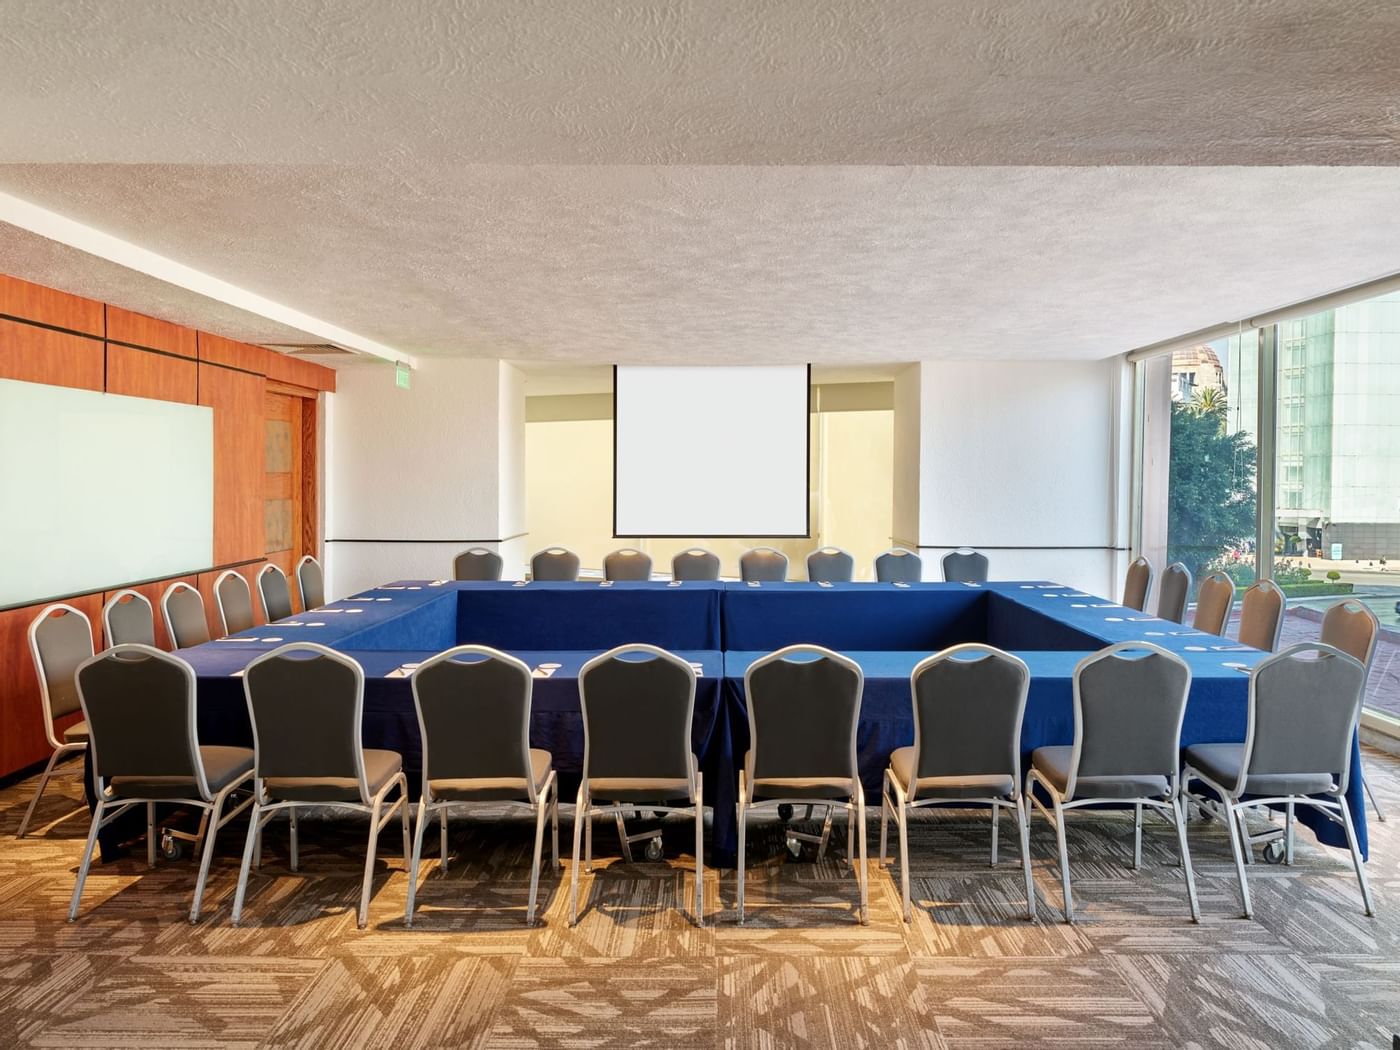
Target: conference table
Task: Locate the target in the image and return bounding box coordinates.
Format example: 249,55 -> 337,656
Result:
90,579 -> 1369,867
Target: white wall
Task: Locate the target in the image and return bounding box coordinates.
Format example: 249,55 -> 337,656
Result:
496,363 -> 529,578
324,358 -> 523,596
891,363 -> 922,554
917,359 -> 1126,596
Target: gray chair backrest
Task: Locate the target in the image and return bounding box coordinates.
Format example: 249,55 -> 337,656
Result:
258,564 -> 293,622
941,548 -> 989,583
296,555 -> 326,608
740,547 -> 788,582
744,646 -> 863,784
1244,643 -> 1366,795
161,585 -> 210,649
579,646 -> 695,783
671,548 -> 721,581
1192,571 -> 1235,636
806,547 -> 854,583
162,582 -> 211,649
77,645 -> 204,795
531,547 -> 581,582
29,603 -> 96,728
1069,643 -> 1191,798
1319,599 -> 1379,674
215,570 -> 255,635
103,589 -> 156,648
1155,562 -> 1192,623
605,548 -> 653,581
244,643 -> 367,801
910,645 -> 1029,792
453,547 -> 503,582
1238,580 -> 1286,652
875,547 -> 922,583
411,646 -> 535,796
1122,557 -> 1153,611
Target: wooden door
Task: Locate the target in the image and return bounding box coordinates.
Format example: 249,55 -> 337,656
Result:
264,390 -> 318,610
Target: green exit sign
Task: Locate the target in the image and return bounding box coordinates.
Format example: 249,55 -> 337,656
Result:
395,362 -> 411,389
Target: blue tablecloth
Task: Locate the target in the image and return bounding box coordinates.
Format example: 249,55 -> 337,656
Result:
720,581 -> 987,650
453,581 -> 723,651
217,582 -> 459,651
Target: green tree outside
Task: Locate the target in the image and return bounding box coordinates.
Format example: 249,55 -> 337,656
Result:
1167,392 -> 1257,587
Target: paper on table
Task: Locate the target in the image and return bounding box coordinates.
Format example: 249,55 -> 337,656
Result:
817,581 -> 833,588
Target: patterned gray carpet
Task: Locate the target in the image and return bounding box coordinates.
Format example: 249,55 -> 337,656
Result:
1,750 -> 1397,1049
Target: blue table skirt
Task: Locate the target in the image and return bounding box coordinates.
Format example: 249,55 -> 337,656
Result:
453,581 -> 723,651
720,581 -> 987,651
217,583 -> 459,651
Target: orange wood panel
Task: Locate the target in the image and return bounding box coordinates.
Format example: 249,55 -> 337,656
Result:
0,593 -> 104,776
104,343 -> 198,404
300,396 -> 319,561
264,351 -> 336,392
199,362 -> 266,567
198,332 -> 270,375
0,274 -> 105,335
106,305 -> 197,358
0,317 -> 105,390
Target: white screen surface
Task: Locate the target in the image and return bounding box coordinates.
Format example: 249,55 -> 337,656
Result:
0,379 -> 214,605
614,365 -> 809,536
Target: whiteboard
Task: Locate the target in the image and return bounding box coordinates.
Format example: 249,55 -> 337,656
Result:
0,379 -> 214,606
613,365 -> 809,537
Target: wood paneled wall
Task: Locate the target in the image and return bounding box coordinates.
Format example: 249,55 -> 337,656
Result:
0,273 -> 336,779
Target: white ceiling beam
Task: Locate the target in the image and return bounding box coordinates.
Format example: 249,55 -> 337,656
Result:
0,189 -> 416,369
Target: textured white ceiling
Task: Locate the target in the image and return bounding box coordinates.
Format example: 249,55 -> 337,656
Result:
1,1 -> 1398,364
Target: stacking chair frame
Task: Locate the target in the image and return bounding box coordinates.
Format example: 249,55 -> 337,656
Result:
102,589 -> 157,648
69,644 -> 255,922
231,643 -> 410,929
879,644 -> 1035,922
405,646 -> 560,926
295,554 -> 326,608
1180,642 -> 1373,918
1320,599 -> 1386,823
213,569 -> 255,637
738,645 -> 869,926
874,547 -> 922,584
161,581 -> 211,649
257,563 -> 293,623
1025,642 -> 1200,924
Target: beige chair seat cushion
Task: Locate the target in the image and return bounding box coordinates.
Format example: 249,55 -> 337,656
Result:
1031,746 -> 1169,801
588,777 -> 693,803
62,720 -> 90,745
888,747 -> 1014,799
266,748 -> 403,803
110,746 -> 254,800
1184,742 -> 1336,798
431,749 -> 553,802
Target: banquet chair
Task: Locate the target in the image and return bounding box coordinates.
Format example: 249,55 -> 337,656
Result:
1192,571 -> 1236,637
1320,600 -> 1386,822
103,589 -> 156,647
806,547 -> 854,583
1155,562 -> 1192,624
296,555 -> 326,608
162,582 -> 211,649
257,564 -> 294,622
941,548 -> 989,584
738,646 -> 868,925
1182,643 -> 1372,917
16,604 -> 95,838
231,644 -> 409,929
531,547 -> 581,582
881,645 -> 1034,922
69,645 -> 254,923
214,570 -> 256,636
1026,642 -> 1199,924
740,546 -> 788,582
406,647 -> 558,926
453,547 -> 503,581
1122,557 -> 1154,612
1237,580 -> 1286,652
874,547 -> 922,583
571,645 -> 703,926
671,547 -> 721,581
604,548 -> 653,581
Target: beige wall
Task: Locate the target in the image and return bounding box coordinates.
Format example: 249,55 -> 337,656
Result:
524,403 -> 894,579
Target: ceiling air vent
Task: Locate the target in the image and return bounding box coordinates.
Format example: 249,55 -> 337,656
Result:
261,342 -> 356,357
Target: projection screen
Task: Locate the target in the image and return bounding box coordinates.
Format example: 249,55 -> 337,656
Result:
613,365 -> 810,537
0,379 -> 214,606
